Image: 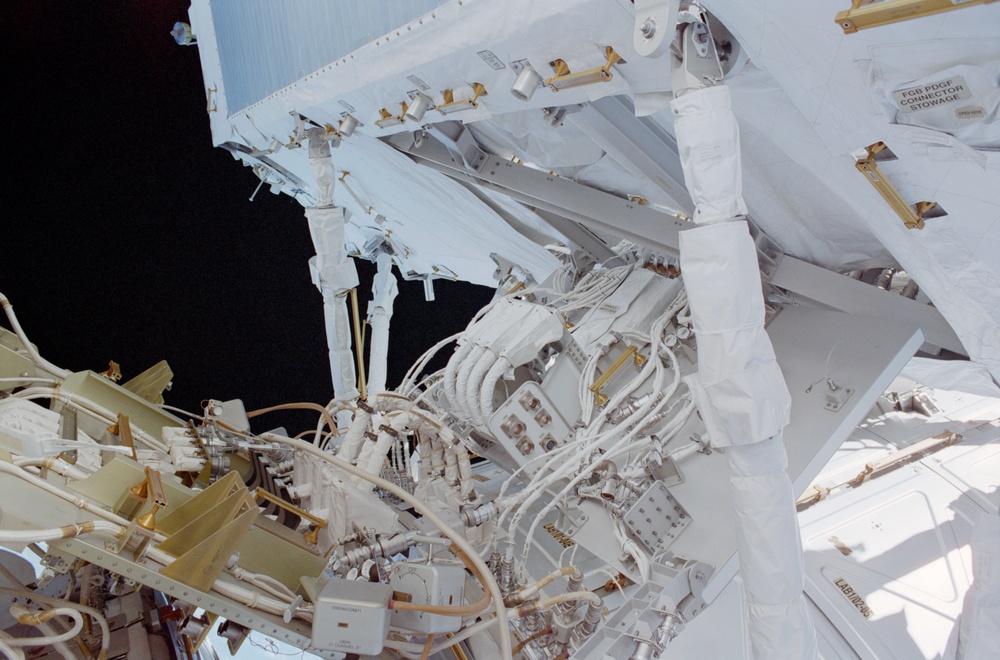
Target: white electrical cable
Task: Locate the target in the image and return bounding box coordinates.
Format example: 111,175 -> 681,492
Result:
0,293 -> 71,379
400,331 -> 463,394
259,431 -> 512,658
12,387 -> 168,453
0,460 -> 156,538
4,605 -> 84,647
510,315 -> 685,562
0,632 -> 25,660
12,456 -> 91,481
0,521 -> 122,544
0,563 -> 112,658
0,377 -> 62,387
35,621 -> 76,660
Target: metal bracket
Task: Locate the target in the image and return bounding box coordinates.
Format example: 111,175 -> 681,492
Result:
671,10 -> 724,96
634,0 -> 680,58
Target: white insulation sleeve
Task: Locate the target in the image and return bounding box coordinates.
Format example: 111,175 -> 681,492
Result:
957,512 -> 1000,659
307,136 -> 337,207
466,352 -> 500,424
366,252 -> 399,394
444,341 -> 474,411
336,408 -> 371,462
306,134 -> 360,403
307,206 -> 360,402
671,85 -> 748,225
680,222 -> 790,447
726,437 -> 816,660
674,83 -> 815,659
479,358 -> 510,425
315,288 -> 358,402
307,207 -> 360,295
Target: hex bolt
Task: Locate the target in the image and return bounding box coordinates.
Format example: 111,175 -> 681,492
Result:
640,18 -> 656,39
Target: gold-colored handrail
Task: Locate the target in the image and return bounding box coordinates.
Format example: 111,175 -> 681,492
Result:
254,487 -> 328,545
589,345 -> 645,405
835,0 -> 996,34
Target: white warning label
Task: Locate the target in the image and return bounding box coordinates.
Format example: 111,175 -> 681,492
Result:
893,76 -> 972,113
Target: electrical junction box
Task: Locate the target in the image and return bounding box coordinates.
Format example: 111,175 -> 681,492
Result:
310,578 -> 392,655
389,561 -> 466,634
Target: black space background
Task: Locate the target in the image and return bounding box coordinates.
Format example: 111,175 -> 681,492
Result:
3,2 -> 493,434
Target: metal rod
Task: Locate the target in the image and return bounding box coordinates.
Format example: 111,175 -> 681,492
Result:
348,288 -> 368,401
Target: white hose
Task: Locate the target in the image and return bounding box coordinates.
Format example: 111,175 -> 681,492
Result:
36,621 -> 76,660
0,520 -> 122,544
400,332 -> 463,394
455,345 -> 486,419
465,351 -> 499,425
443,342 -> 475,411
12,387 -> 168,453
5,605 -> 83,647
336,408 -> 370,461
0,632 -> 25,659
0,377 -> 61,387
478,358 -> 509,425
144,548 -> 304,622
0,293 -> 70,379
13,456 -> 90,481
382,614 -> 498,656
260,431 -> 512,659
0,461 -> 157,539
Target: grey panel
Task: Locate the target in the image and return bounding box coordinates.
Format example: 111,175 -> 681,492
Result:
212,0 -> 446,113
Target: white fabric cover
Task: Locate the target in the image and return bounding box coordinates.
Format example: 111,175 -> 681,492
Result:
307,206 -> 360,402
674,83 -> 814,659
671,86 -> 748,224
727,437 -> 817,660
572,269 -> 683,354
680,222 -> 790,447
307,206 -> 359,295
865,39 -> 1000,149
900,356 -> 1000,400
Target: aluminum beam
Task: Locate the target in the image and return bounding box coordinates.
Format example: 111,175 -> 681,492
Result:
568,96 -> 694,213
390,132 -> 965,357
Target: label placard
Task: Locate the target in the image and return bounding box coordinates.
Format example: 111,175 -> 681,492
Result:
892,76 -> 972,113
406,75 -> 430,91
955,105 -> 986,119
477,49 -> 506,70
833,577 -> 874,619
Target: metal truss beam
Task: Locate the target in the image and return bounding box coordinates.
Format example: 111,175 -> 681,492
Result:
388,131 -> 964,357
